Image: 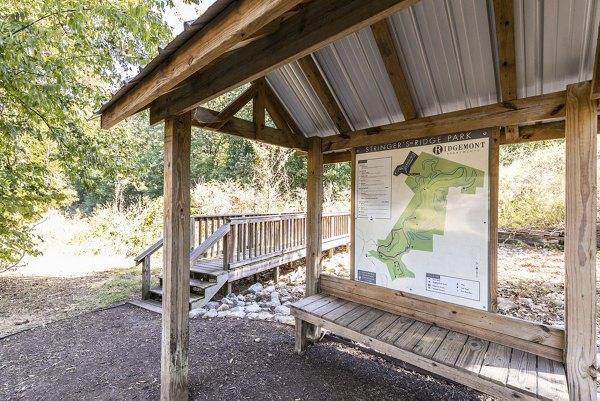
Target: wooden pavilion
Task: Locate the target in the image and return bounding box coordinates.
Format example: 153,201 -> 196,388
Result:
98,0 -> 599,399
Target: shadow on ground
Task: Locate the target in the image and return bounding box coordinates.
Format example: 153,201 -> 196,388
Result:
0,304 -> 485,400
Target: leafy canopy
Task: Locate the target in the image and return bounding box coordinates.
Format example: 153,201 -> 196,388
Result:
0,0 -> 173,264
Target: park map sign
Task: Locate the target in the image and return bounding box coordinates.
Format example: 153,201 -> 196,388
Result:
354,129 -> 491,310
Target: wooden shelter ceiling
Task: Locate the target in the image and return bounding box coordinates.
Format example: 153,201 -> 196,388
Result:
98,0 -> 600,154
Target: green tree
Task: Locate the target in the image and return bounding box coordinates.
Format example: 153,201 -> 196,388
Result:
0,0 -> 173,265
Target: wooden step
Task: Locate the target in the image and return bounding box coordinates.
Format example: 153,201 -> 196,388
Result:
158,276 -> 216,293
148,286 -> 205,310
128,299 -> 162,314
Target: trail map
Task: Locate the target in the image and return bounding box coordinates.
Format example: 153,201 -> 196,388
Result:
354,130 -> 490,310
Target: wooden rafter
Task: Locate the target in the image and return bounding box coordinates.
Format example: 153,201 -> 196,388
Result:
100,0 -> 304,129
494,0 -> 519,137
323,90 -> 567,152
264,84 -> 303,136
370,19 -> 417,120
494,0 -> 517,101
253,78 -> 266,140
209,84 -> 258,130
192,106 -> 307,151
297,55 -> 352,135
591,24 -> 600,100
149,0 -> 419,125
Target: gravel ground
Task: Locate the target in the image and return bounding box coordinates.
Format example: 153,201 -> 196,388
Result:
0,304 -> 485,401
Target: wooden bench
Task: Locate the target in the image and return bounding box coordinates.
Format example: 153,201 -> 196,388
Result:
291,278 -> 569,400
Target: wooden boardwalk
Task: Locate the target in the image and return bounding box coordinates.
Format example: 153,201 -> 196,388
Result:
292,294 -> 569,401
134,212 -> 350,311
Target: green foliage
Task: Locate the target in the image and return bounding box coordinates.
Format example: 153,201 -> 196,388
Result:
73,197 -> 163,257
0,0 -> 172,263
498,141 -> 567,229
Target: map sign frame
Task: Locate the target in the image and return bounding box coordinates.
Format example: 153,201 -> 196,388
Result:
353,129 -> 491,311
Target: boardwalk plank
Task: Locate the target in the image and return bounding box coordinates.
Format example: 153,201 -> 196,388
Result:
506,349 -> 537,396
479,342 -> 511,385
412,326 -> 448,358
432,331 -> 468,366
455,336 -> 489,374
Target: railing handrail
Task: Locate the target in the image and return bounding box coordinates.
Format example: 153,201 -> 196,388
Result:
227,211 -> 350,225
135,238 -> 164,264
189,223 -> 231,265
191,211 -> 350,220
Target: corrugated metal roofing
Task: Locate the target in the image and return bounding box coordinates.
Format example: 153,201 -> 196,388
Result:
266,63 -> 338,137
313,28 -> 404,130
514,0 -> 600,98
101,0 -> 600,139
266,0 -> 599,137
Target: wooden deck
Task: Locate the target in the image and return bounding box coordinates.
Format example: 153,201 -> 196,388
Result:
134,212 -> 350,312
291,294 -> 569,401
192,234 -> 349,281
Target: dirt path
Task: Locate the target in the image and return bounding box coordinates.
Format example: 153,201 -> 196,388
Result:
0,304 -> 485,401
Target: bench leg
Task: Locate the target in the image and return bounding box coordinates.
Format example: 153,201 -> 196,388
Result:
295,318 -> 308,354
307,324 -> 321,344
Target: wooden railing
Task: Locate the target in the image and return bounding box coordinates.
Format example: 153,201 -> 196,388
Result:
225,212 -> 350,268
135,211 -> 350,298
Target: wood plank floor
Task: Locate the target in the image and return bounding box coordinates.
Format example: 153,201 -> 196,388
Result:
291,295 -> 569,401
191,236 -> 348,277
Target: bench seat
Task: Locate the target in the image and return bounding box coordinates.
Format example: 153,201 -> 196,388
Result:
291,294 -> 569,401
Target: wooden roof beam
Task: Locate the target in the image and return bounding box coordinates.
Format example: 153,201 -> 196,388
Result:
370,19 -> 417,120
591,24 -> 600,100
209,84 -> 258,131
192,107 -> 307,151
297,55 -> 352,135
253,78 -> 266,140
264,84 -> 303,136
149,0 -> 420,126
323,90 -> 567,152
494,0 -> 519,137
100,0 -> 304,129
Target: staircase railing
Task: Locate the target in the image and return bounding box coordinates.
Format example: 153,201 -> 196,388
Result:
134,211 -> 350,299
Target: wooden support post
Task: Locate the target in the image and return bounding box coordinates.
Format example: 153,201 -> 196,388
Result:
161,111 -> 192,400
226,282 -> 233,296
489,128 -> 500,313
350,148 -> 356,279
328,248 -> 334,259
274,265 -> 280,283
142,255 -> 151,300
305,136 -> 323,344
564,82 -> 598,400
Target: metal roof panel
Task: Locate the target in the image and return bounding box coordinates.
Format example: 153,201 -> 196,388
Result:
266,62 -> 338,137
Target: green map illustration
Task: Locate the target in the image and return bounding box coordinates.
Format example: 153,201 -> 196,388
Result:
370,152 -> 484,280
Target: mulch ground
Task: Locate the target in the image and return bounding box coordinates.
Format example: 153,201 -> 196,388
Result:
0,304 -> 485,401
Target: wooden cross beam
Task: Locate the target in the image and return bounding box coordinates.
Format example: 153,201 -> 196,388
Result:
322,90 -> 567,152
149,0 -> 419,125
297,55 -> 352,135
370,19 -> 417,120
191,106 -> 308,151
209,84 -> 258,131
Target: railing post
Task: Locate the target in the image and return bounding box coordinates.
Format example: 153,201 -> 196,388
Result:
190,217 -> 196,250
223,228 -> 233,270
142,255 -> 151,300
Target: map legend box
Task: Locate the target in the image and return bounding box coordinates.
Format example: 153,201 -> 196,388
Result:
425,273 -> 480,301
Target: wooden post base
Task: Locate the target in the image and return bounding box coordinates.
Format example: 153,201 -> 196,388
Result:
226,281 -> 232,295
274,265 -> 280,283
295,318 -> 308,353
